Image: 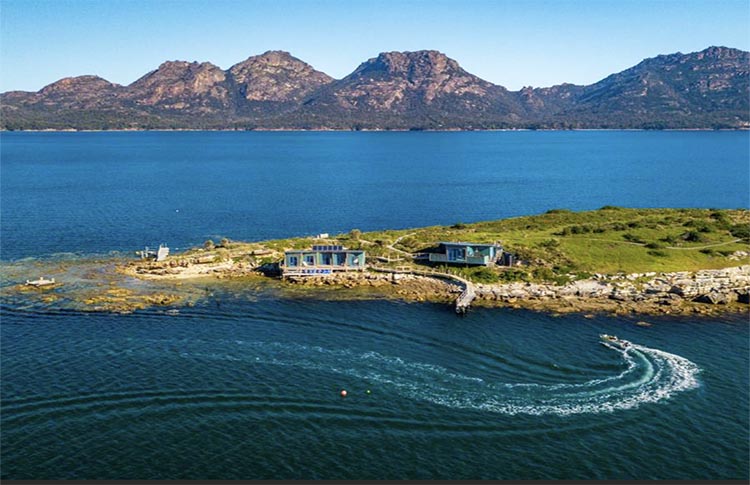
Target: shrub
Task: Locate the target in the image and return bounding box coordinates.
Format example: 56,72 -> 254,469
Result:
599,205 -> 624,211
710,211 -> 731,228
570,225 -> 591,234
538,238 -> 560,249
682,231 -> 705,243
546,209 -> 572,214
349,229 -> 362,240
729,224 -> 750,240
498,270 -> 528,282
645,242 -> 665,249
699,248 -> 715,256
684,221 -> 715,233
220,237 -> 231,247
468,267 -> 500,284
552,264 -> 580,277
623,233 -> 646,244
532,267 -> 556,281
451,222 -> 468,229
204,240 -> 215,250
647,250 -> 668,257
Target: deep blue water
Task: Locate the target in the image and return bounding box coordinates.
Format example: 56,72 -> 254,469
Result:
1,131 -> 748,261
1,131 -> 749,479
1,299 -> 748,480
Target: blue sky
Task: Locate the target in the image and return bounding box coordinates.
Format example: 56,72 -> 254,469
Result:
1,0 -> 748,92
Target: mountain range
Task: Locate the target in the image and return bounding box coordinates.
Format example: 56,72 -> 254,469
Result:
1,46 -> 748,130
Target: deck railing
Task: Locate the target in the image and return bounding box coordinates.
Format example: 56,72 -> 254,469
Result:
428,254 -> 489,265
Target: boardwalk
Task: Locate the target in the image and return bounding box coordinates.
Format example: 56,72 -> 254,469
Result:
455,283 -> 476,314
369,266 -> 477,314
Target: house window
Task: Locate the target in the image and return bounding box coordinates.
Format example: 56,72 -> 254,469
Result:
335,253 -> 347,266
448,247 -> 465,261
288,256 -> 298,267
304,254 -> 316,266
321,253 -> 332,265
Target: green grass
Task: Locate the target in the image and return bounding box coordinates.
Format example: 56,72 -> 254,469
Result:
202,208 -> 750,284
352,208 -> 750,280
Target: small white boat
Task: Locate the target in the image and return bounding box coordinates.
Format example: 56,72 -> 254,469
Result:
25,277 -> 56,287
600,334 -> 631,349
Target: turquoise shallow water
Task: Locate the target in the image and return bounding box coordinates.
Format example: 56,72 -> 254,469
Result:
1,131 -> 748,479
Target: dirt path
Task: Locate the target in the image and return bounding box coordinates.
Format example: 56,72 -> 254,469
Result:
387,232 -> 417,257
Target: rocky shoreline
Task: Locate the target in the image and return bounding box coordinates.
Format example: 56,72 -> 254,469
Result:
278,265 -> 750,316
5,253 -> 749,316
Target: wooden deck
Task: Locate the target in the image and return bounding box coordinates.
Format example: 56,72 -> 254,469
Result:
369,267 -> 477,314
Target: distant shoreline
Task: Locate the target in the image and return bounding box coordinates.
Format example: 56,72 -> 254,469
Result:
2,128 -> 748,133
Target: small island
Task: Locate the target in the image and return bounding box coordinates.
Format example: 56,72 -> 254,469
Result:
10,207 -> 748,317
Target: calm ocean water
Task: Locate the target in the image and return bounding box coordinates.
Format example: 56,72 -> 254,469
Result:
1,131 -> 748,479
1,131 -> 748,260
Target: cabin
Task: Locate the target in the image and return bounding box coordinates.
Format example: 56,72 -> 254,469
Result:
428,242 -> 502,266
283,245 -> 366,276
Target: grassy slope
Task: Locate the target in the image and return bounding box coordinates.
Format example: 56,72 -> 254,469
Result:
198,208 -> 750,284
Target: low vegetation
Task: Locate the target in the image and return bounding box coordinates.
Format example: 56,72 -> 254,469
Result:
174,208 -> 750,285
352,208 -> 750,282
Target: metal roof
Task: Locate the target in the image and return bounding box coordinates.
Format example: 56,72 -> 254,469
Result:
438,241 -> 499,248
285,248 -> 363,254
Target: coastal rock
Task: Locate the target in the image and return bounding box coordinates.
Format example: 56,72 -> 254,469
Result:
693,291 -> 729,305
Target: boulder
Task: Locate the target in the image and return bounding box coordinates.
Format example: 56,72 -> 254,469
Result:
693,291 -> 728,305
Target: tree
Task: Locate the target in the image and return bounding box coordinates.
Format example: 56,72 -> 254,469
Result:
349,229 -> 361,241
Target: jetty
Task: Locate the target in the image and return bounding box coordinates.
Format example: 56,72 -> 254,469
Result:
370,267 -> 477,314
455,282 -> 476,314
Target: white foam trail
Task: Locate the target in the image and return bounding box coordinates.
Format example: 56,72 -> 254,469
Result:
123,337 -> 700,417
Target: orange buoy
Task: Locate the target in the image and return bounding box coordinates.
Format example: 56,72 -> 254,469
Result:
340,389 -> 348,397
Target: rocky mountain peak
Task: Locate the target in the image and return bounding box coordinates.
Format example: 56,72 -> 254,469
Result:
330,49 -> 499,110
356,50 -> 461,79
127,60 -> 228,108
698,46 -> 745,60
228,51 -> 333,102
253,50 -> 297,64
1,46 -> 746,130
39,75 -> 119,96
135,61 -> 225,83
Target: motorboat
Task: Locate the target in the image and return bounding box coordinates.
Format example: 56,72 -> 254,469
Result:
600,334 -> 632,349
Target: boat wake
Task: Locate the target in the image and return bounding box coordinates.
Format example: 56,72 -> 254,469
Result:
4,337 -> 700,419
229,338 -> 700,416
